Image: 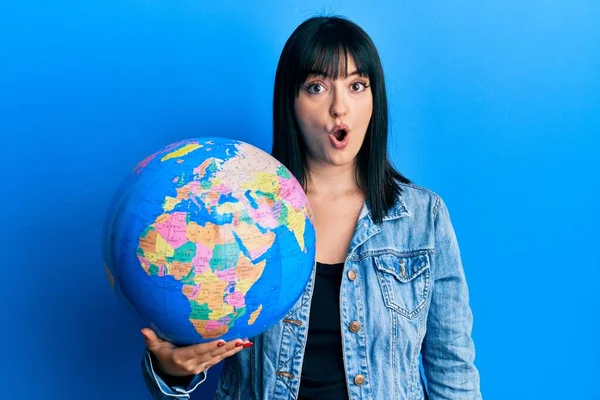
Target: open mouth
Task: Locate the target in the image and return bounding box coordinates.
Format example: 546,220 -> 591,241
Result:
332,128 -> 348,142
329,127 -> 350,149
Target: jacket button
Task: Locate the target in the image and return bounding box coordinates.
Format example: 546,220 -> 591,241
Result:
347,270 -> 357,281
354,374 -> 365,385
349,321 -> 361,332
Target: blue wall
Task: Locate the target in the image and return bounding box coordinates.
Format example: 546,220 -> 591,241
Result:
1,1 -> 598,399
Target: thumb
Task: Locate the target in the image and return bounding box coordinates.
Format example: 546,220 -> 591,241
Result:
141,328 -> 168,351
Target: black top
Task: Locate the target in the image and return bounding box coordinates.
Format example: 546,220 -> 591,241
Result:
298,262 -> 349,400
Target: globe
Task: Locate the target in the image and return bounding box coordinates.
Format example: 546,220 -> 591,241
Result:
102,137 -> 316,345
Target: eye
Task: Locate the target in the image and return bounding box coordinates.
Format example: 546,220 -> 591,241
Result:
350,81 -> 369,92
305,82 -> 327,94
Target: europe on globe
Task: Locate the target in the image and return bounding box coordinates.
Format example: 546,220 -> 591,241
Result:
102,137 -> 316,345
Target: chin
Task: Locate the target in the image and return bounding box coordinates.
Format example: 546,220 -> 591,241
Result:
328,153 -> 358,167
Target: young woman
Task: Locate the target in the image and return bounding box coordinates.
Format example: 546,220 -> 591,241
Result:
141,16 -> 482,400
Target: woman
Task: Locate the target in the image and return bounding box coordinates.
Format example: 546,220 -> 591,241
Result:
141,16 -> 482,399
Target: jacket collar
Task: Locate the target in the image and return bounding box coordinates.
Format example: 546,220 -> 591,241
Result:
358,194 -> 411,225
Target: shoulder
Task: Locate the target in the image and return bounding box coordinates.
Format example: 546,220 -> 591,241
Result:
396,182 -> 444,217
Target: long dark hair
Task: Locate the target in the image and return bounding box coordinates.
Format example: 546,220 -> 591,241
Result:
271,16 -> 410,224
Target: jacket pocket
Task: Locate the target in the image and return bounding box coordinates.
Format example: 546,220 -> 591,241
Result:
374,252 -> 431,319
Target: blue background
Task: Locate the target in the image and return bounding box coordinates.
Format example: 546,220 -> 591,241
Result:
1,1 -> 598,399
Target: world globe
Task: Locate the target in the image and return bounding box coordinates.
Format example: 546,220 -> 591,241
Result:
102,137 -> 316,345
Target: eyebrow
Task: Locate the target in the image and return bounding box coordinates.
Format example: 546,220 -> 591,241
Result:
307,70 -> 365,79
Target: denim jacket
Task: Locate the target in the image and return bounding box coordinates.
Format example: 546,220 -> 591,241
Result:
142,183 -> 482,399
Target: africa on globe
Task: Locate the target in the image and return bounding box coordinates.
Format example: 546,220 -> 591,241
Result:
102,137 -> 316,345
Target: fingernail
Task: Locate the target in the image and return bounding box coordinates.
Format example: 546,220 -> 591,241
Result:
217,341 -> 226,347
235,342 -> 244,347
243,342 -> 254,349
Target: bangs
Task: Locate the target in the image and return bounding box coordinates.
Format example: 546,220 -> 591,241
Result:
292,22 -> 373,93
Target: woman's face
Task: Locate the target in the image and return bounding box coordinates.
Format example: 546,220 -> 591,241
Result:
294,56 -> 373,167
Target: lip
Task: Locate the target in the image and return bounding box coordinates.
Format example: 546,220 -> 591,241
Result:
329,123 -> 350,134
329,132 -> 349,149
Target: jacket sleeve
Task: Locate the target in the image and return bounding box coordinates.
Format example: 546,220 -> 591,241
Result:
421,196 -> 482,399
141,349 -> 208,399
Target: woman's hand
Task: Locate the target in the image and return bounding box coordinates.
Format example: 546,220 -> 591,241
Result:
141,328 -> 251,377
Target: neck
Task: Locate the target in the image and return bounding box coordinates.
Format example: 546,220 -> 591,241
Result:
305,157 -> 361,196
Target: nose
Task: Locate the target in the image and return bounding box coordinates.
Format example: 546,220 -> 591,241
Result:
329,88 -> 349,118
